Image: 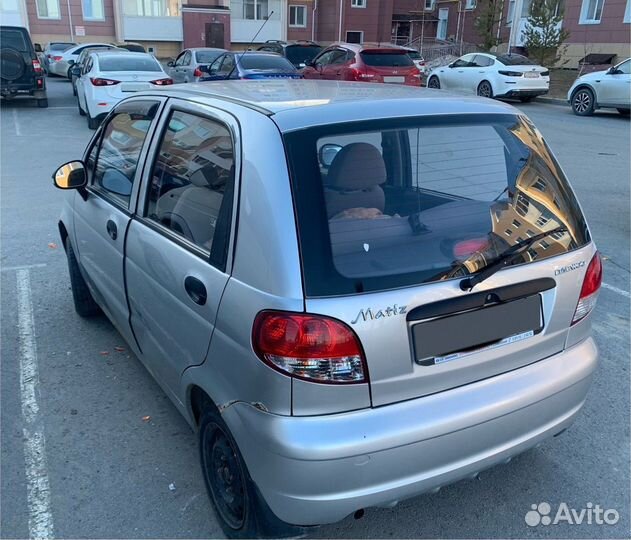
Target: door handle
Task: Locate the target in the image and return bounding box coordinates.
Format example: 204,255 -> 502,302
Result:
106,219 -> 117,240
184,276 -> 207,306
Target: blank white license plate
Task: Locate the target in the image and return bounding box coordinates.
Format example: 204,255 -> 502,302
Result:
121,83 -> 149,92
524,72 -> 540,78
384,76 -> 405,84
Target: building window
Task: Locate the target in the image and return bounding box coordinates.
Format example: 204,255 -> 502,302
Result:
345,30 -> 363,43
425,0 -> 435,10
122,0 -> 180,16
244,0 -> 269,20
289,5 -> 306,27
579,0 -> 604,23
507,0 -> 515,24
624,0 -> 630,22
82,0 -> 104,20
36,0 -> 60,19
465,0 -> 477,9
351,0 -> 366,7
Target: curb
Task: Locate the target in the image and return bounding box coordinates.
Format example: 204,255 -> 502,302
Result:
536,96 -> 567,106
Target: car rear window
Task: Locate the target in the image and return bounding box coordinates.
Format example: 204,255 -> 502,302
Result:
285,44 -> 322,66
239,54 -> 296,71
50,42 -> 75,50
497,54 -> 536,65
284,115 -> 590,296
196,50 -> 224,63
0,29 -> 28,51
99,56 -> 161,71
360,51 -> 414,67
406,50 -> 422,60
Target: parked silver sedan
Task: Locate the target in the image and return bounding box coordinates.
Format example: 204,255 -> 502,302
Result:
53,81 -> 601,538
568,58 -> 630,116
166,47 -> 227,83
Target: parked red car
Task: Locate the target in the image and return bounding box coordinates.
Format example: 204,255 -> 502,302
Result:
301,42 -> 421,86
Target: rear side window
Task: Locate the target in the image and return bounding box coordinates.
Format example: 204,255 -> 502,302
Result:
99,56 -> 161,71
50,42 -> 75,50
497,54 -> 535,65
360,51 -> 414,67
145,110 -> 235,269
284,115 -> 590,296
0,29 -> 28,51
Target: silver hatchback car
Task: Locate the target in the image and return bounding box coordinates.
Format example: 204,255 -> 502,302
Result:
53,81 -> 601,538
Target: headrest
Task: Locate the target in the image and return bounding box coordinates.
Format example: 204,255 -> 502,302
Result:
326,143 -> 387,190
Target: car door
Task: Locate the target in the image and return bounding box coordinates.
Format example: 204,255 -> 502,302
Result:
468,54 -> 494,92
598,60 -> 631,106
76,56 -> 92,110
452,53 -> 477,91
302,49 -> 335,79
438,56 -> 470,90
320,48 -> 349,80
125,101 -> 239,398
73,98 -> 165,348
179,50 -> 193,82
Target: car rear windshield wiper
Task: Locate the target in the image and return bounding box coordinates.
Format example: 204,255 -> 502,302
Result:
459,226 -> 567,291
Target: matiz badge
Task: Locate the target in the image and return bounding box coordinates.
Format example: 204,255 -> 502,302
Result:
555,261 -> 585,276
351,305 -> 407,324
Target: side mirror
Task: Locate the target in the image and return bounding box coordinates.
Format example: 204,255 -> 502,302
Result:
448,62 -> 455,68
198,64 -> 210,74
34,43 -> 42,52
318,143 -> 342,168
607,67 -> 620,75
101,169 -> 132,197
167,60 -> 174,67
68,59 -> 75,65
53,161 -> 87,189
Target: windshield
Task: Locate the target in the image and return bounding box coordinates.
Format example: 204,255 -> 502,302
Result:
0,29 -> 28,51
361,51 -> 414,67
239,54 -> 296,71
285,44 -> 322,66
497,54 -> 536,65
284,115 -> 590,296
50,42 -> 75,50
99,56 -> 161,71
196,50 -> 224,63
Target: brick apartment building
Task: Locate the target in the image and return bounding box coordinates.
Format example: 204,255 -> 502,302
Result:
1,0 -> 629,66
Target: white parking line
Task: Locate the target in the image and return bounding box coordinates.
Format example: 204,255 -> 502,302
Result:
16,269 -> 55,539
12,109 -> 22,136
1,263 -> 48,272
602,282 -> 631,299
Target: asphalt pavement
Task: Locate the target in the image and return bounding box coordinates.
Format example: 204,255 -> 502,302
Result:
1,78 -> 629,539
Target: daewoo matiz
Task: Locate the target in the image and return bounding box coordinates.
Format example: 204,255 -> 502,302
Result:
53,80 -> 601,538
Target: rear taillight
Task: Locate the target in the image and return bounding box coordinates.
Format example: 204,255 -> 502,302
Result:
90,77 -> 120,86
52,56 -> 62,62
150,78 -> 173,85
350,68 -> 375,81
252,311 -> 368,384
498,70 -> 523,77
193,68 -> 203,77
572,252 -> 602,325
411,67 -> 422,79
32,59 -> 43,74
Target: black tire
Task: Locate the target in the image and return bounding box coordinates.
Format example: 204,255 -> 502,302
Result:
87,112 -> 99,130
67,67 -> 73,80
427,76 -> 440,89
198,405 -> 301,539
617,108 -> 630,116
519,96 -> 533,103
37,98 -> 48,108
66,239 -> 101,317
78,98 -> 86,116
477,80 -> 493,98
571,87 -> 595,116
72,80 -> 77,96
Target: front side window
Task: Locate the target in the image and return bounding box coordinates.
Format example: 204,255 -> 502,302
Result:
289,5 -> 307,26
36,0 -> 60,19
284,115 -> 590,296
145,110 -> 235,267
92,101 -> 159,207
580,0 -> 604,23
82,0 -> 104,20
615,59 -> 630,74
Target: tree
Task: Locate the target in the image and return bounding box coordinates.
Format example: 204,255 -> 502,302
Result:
523,0 -> 570,66
474,0 -> 504,51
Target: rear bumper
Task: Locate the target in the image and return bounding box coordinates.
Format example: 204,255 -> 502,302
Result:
223,337 -> 598,526
498,88 -> 549,98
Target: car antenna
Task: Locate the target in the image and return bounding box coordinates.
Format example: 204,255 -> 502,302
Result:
226,10 -> 274,79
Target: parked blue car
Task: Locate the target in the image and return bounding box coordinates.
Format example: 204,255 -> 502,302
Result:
199,51 -> 302,81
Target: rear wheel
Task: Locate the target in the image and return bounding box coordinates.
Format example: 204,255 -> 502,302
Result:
427,76 -> 440,89
519,96 -> 533,103
78,97 -> 86,116
87,111 -> 99,130
66,239 -> 101,317
72,80 -> 77,96
198,405 -> 301,538
37,98 -> 48,108
617,108 -> 630,116
571,87 -> 595,116
477,80 -> 493,98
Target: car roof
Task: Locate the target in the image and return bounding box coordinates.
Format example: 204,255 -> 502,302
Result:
327,42 -> 412,52
187,47 -> 227,52
137,80 -> 519,131
91,51 -> 157,62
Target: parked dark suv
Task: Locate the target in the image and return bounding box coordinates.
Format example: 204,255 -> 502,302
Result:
256,40 -> 322,68
1,25 -> 47,107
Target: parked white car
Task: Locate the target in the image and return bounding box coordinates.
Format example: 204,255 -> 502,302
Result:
76,51 -> 172,129
48,42 -> 112,78
427,52 -> 549,102
567,58 -> 630,116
